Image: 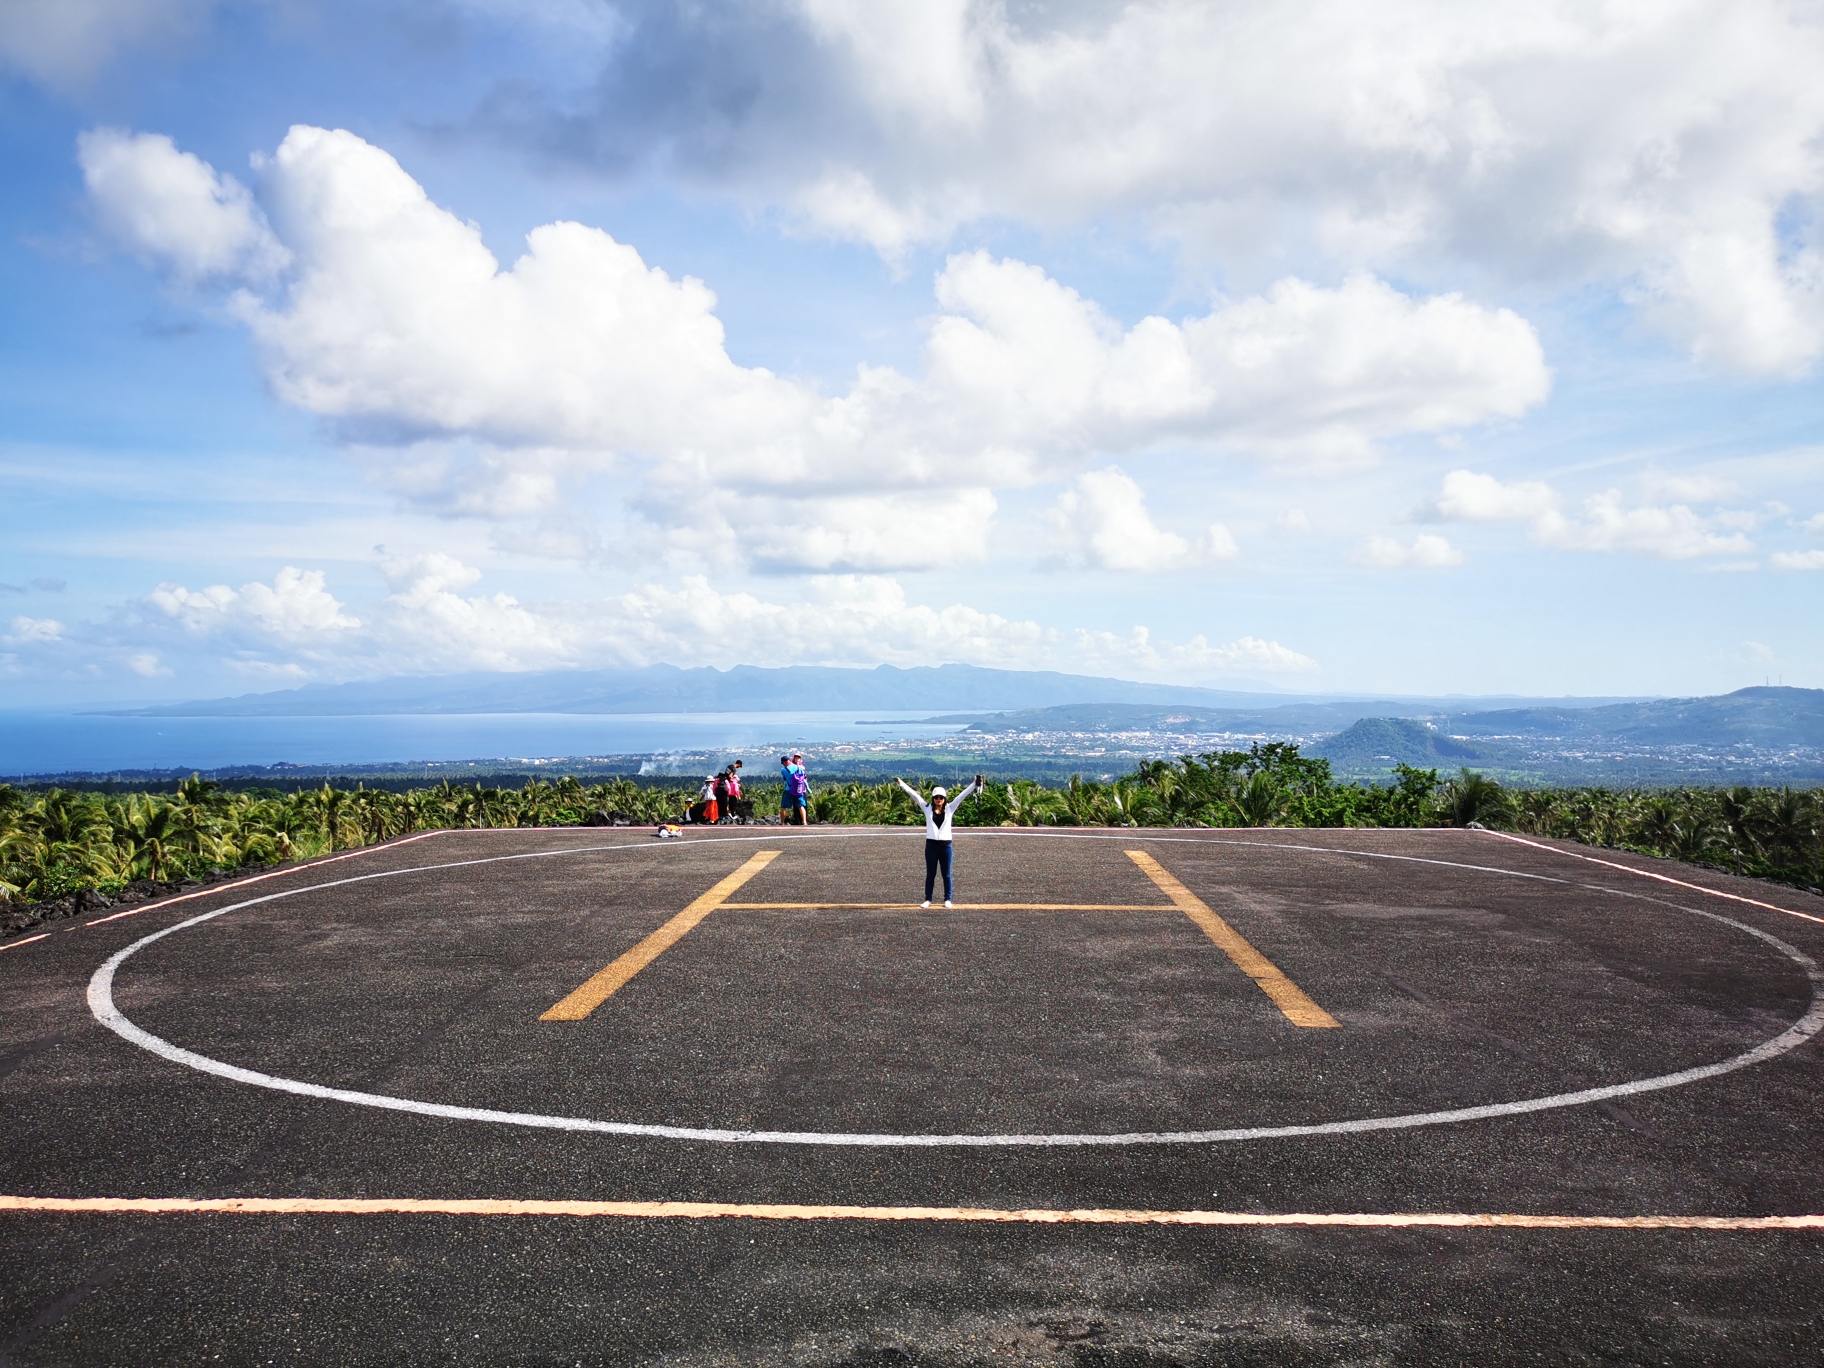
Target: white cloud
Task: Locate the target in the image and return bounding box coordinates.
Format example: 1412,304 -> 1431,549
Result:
555,0 -> 1824,374
1277,508 -> 1312,533
78,129 -> 288,282
1422,470 -> 1759,560
85,125 -> 1551,569
1423,468 -> 1558,522
1804,513 -> 1824,537
632,482 -> 1000,572
1065,628 -> 1316,678
4,616 -> 64,644
1534,494 -> 1754,560
1358,533 -> 1464,569
379,553 -> 572,672
145,567 -> 360,639
577,574 -> 1314,679
928,257 -> 1548,464
1043,467 -> 1235,572
33,559 -> 1317,687
1772,549 -> 1824,570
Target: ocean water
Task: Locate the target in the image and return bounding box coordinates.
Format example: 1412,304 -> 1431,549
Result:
0,711 -> 968,777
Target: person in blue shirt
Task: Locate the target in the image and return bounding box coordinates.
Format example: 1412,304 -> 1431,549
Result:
780,754 -> 810,826
895,774 -> 984,907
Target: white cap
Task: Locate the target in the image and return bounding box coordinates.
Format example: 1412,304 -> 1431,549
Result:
931,786 -> 948,798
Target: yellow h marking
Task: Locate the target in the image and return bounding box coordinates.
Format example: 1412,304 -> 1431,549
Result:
1125,850 -> 1339,1029
540,850 -> 782,1021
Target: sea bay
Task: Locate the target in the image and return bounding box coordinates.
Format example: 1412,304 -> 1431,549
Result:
0,711 -> 966,778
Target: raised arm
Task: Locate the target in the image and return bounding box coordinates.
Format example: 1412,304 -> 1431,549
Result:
894,776 -> 927,809
953,778 -> 982,804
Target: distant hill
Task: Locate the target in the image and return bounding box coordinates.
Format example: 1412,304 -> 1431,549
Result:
1311,718 -> 1492,771
1441,686 -> 1824,748
946,701 -> 1453,733
106,664 -> 1306,718
1316,687 -> 1824,784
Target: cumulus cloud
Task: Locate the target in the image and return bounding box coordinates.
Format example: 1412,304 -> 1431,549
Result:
539,0 -> 1824,374
1533,496 -> 1755,560
82,124 -> 1551,569
1420,469 -> 1558,523
21,557 -> 1316,686
927,257 -> 1547,463
4,616 -> 65,644
1772,550 -> 1824,571
145,566 -> 361,639
1804,513 -> 1824,537
1357,534 -> 1464,569
1044,467 -> 1235,571
1422,470 -> 1759,560
79,129 -> 288,281
573,575 -> 1317,678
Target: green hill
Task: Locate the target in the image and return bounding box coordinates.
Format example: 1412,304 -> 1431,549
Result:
1312,718 -> 1491,779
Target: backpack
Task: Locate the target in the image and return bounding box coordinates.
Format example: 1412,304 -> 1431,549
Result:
787,768 -> 809,798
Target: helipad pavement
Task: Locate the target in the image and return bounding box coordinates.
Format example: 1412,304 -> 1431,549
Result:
2,825 -> 1821,1364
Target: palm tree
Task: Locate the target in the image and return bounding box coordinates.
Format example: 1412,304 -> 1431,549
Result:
1444,769 -> 1507,828
1234,771 -> 1285,827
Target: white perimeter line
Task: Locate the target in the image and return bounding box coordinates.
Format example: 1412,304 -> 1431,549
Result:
1480,829 -> 1824,926
1,1195 -> 1820,1230
79,829 -> 454,927
86,830 -> 1824,1148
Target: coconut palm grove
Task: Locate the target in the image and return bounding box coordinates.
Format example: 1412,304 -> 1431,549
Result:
6,750 -> 1819,939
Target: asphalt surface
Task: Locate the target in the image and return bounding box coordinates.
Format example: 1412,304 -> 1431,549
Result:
1,825 -> 1821,1365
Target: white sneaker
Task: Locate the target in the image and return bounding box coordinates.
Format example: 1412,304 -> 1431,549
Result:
944,899 -> 953,908
920,900 -> 930,908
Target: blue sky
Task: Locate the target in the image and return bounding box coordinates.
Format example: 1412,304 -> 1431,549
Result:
2,0 -> 1822,707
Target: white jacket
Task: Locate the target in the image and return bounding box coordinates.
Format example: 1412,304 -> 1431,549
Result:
896,778 -> 980,840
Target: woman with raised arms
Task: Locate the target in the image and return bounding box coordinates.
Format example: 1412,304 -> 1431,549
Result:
894,774 -> 985,908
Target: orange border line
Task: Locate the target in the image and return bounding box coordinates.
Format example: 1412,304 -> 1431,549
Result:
0,1196 -> 1817,1229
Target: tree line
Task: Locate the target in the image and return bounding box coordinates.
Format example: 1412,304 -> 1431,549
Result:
3,744 -> 1820,910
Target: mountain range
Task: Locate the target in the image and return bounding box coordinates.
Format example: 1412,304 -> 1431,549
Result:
101,664 -> 1642,719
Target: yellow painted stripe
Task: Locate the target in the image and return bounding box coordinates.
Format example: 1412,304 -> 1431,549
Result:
0,1196 -> 1816,1230
719,902 -> 1172,911
540,850 -> 781,1021
0,933 -> 51,953
1126,850 -> 1340,1029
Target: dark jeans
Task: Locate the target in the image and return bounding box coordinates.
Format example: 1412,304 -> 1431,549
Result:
924,839 -> 953,901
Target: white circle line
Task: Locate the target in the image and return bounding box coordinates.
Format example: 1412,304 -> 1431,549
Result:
86,831 -> 1824,1148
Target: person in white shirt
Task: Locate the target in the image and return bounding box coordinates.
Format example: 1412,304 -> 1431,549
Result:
895,774 -> 984,907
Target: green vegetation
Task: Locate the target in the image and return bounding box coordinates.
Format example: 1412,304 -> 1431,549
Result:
4,746 -> 1820,926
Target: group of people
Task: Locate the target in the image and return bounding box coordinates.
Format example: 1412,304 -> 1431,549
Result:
688,752 -> 813,826
686,756 -> 986,906
694,761 -> 746,825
